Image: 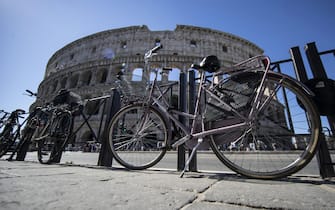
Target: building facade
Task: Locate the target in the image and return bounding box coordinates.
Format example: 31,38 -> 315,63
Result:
33,25 -> 264,146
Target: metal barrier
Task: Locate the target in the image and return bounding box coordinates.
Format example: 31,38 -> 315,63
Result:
98,89 -> 120,167
177,69 -> 197,172
271,42 -> 335,179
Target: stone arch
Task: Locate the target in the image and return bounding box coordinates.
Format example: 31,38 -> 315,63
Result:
60,77 -> 67,89
81,130 -> 95,142
81,71 -> 92,86
168,68 -> 181,81
69,74 -> 79,88
96,68 -> 108,83
132,68 -> 143,81
51,80 -> 58,93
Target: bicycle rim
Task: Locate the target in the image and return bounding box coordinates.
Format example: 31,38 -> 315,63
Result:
0,126 -> 17,157
108,104 -> 168,170
209,71 -> 320,179
37,112 -> 72,164
0,136 -> 15,157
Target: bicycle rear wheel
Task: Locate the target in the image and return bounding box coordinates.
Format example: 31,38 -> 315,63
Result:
108,104 -> 169,170
208,71 -> 320,179
37,111 -> 72,164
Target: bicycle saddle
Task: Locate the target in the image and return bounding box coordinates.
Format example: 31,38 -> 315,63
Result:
192,55 -> 221,73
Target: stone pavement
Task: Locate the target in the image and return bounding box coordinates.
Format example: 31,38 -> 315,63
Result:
0,160 -> 334,210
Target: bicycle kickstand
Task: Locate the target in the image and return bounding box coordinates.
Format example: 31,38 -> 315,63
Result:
180,138 -> 203,178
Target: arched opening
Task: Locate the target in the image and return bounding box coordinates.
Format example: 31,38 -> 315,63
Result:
80,130 -> 100,152
132,68 -> 143,81
69,74 -> 79,88
96,69 -> 108,83
168,68 -> 181,81
60,77 -> 67,89
81,71 -> 92,86
81,130 -> 95,142
52,80 -> 58,93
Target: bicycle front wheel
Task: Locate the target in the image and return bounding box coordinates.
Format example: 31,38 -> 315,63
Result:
108,104 -> 169,170
208,71 -> 320,179
37,111 -> 73,164
0,128 -> 15,157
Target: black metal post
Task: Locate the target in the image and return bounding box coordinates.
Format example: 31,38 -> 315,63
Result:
51,138 -> 64,163
15,139 -> 30,161
177,71 -> 187,171
305,42 -> 328,79
15,125 -> 34,161
188,70 -> 197,172
304,42 -> 335,178
290,46 -> 309,83
97,89 -> 120,167
317,133 -> 335,179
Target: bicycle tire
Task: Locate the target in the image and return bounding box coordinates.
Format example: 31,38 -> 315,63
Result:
8,111 -> 39,160
108,103 -> 169,170
208,71 -> 320,179
37,111 -> 73,164
0,128 -> 15,158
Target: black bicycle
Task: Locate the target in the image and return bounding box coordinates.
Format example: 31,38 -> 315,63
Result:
33,89 -> 112,164
0,109 -> 27,158
29,89 -> 82,164
0,110 -> 10,130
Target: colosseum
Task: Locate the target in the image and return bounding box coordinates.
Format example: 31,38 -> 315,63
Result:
33,25 -> 264,148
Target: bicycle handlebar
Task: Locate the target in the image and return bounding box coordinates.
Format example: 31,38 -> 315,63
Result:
0,110 -> 9,114
25,89 -> 37,97
144,44 -> 163,61
151,44 -> 163,53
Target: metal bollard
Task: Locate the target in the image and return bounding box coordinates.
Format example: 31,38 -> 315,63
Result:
304,42 -> 335,178
97,89 -> 121,167
188,70 -> 197,172
177,71 -> 186,171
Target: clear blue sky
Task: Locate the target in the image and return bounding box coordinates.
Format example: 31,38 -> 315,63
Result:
1,0 -> 335,114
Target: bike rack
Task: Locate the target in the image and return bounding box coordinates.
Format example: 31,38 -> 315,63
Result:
97,89 -> 120,167
305,42 -> 335,178
271,42 -> 335,179
177,70 -> 197,172
177,71 -> 187,171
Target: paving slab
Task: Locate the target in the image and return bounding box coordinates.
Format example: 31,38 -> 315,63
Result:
0,160 -> 334,210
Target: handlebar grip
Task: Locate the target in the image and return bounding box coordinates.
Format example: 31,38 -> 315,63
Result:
191,64 -> 201,69
26,89 -> 37,96
151,44 -> 163,53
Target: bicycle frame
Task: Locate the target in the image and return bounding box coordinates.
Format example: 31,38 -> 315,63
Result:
0,110 -> 28,159
144,56 -> 272,149
109,45 -> 320,179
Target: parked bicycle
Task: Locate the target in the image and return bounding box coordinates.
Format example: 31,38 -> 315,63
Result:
2,90 -> 47,161
107,44 -> 321,179
0,110 -> 10,130
0,109 -> 27,158
29,89 -> 83,163
32,89 -> 113,164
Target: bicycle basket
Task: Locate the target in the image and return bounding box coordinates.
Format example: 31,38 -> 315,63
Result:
219,55 -> 267,74
53,90 -> 82,106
